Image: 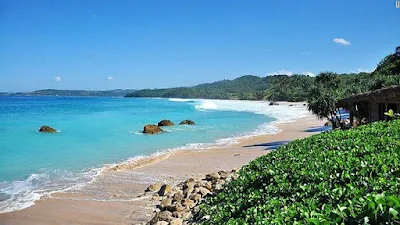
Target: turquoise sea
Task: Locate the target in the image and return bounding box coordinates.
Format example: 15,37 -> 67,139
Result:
0,96 -> 308,213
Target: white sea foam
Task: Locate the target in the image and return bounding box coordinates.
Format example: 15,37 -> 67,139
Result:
0,168 -> 103,213
168,98 -> 195,102
194,100 -> 217,110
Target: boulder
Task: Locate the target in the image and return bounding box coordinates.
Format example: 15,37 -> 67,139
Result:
155,221 -> 169,225
39,125 -> 57,133
183,185 -> 194,198
205,182 -> 213,191
269,101 -> 279,106
158,120 -> 175,126
324,121 -> 332,126
160,198 -> 172,208
182,212 -> 192,220
173,192 -> 184,202
170,218 -> 183,225
179,120 -> 195,125
143,124 -> 163,134
158,184 -> 172,196
218,171 -> 229,179
198,187 -> 211,196
192,193 -> 202,202
182,199 -> 196,209
205,172 -> 220,182
149,211 -> 173,224
146,182 -> 164,192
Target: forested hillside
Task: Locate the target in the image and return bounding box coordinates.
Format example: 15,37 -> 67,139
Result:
126,53 -> 400,102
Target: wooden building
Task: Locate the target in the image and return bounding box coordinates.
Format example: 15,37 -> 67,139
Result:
337,85 -> 400,125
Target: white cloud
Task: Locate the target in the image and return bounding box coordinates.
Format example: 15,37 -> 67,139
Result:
333,38 -> 351,46
267,69 -> 293,76
351,68 -> 373,73
106,76 -> 114,80
52,76 -> 62,82
302,72 -> 316,76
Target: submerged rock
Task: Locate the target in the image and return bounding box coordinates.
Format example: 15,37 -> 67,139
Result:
39,125 -> 57,133
179,120 -> 195,125
269,101 -> 279,106
158,120 -> 175,126
143,124 -> 163,134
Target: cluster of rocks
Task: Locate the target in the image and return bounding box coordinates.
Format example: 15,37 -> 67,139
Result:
143,169 -> 239,225
143,120 -> 196,135
39,125 -> 57,133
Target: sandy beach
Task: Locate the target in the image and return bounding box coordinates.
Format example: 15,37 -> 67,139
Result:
0,111 -> 324,225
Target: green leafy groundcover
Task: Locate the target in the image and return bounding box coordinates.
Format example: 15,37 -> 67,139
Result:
197,120 -> 400,224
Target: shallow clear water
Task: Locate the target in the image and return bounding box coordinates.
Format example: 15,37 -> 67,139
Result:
0,96 -> 307,213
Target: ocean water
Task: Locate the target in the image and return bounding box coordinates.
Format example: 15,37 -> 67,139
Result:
0,96 -> 308,213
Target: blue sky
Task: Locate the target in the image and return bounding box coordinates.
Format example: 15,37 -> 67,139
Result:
0,0 -> 399,92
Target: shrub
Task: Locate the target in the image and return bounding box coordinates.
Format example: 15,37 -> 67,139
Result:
197,120 -> 400,224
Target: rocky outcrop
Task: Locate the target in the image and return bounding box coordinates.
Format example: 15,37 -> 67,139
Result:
158,120 -> 175,126
179,120 -> 195,125
39,125 -> 57,133
269,101 -> 279,106
143,125 -> 163,134
145,169 -> 239,225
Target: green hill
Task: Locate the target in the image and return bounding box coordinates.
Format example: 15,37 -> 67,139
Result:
126,75 -> 314,101
126,53 -> 400,102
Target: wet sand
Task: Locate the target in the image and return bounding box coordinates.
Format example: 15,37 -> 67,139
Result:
0,111 -> 324,225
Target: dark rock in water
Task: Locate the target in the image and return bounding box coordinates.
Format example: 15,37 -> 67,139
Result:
324,121 -> 332,126
289,104 -> 294,106
39,125 -> 57,133
179,120 -> 195,125
158,120 -> 175,126
143,124 -> 163,134
269,101 -> 279,106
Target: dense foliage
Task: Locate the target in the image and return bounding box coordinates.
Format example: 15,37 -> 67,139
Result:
125,74 -> 315,101
196,120 -> 400,224
126,53 -> 400,102
307,54 -> 400,121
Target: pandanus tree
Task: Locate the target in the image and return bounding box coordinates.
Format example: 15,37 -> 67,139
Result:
307,72 -> 344,128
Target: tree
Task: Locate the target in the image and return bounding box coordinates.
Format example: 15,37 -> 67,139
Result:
307,72 -> 344,128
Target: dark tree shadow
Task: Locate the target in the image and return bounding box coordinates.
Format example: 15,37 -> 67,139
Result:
243,140 -> 291,150
304,126 -> 332,132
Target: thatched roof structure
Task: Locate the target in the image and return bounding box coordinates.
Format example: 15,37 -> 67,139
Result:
337,85 -> 400,107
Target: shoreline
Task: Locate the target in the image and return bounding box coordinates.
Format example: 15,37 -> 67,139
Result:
0,109 -> 324,225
